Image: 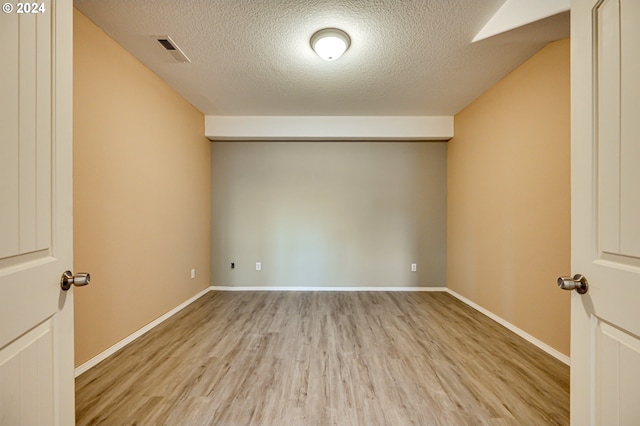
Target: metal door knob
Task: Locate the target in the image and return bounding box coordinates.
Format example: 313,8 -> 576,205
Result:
60,271 -> 91,291
557,274 -> 588,294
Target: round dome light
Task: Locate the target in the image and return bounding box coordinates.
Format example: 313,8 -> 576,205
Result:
310,28 -> 350,61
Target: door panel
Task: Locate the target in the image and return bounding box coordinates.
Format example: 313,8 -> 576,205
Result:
596,0 -> 620,255
619,0 -> 640,257
572,0 -> 640,424
595,320 -> 640,425
0,320 -> 54,425
0,8 -> 20,258
0,1 -> 74,424
0,0 -> 51,258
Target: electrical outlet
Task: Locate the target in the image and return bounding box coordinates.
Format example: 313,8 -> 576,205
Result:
411,263 -> 417,272
191,268 -> 196,279
256,262 -> 261,271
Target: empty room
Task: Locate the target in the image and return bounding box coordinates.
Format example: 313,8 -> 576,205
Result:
2,0 -> 639,425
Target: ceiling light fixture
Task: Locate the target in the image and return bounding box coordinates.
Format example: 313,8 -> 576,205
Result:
310,28 -> 350,61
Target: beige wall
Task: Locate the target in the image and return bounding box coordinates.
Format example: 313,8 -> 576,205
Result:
448,39 -> 570,356
211,142 -> 447,288
73,9 -> 211,366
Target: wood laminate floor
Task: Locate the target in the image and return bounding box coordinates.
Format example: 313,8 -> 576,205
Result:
75,291 -> 569,425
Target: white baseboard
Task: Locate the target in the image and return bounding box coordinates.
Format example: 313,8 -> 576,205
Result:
210,285 -> 447,292
446,288 -> 570,366
74,287 -> 213,378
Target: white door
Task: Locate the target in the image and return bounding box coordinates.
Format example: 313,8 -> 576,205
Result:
571,0 -> 640,424
0,1 -> 75,424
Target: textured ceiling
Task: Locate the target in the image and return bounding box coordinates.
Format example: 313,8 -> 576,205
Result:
73,0 -> 569,116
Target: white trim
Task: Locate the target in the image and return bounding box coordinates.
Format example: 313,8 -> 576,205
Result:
446,288 -> 570,366
74,287 -> 213,377
204,116 -> 453,141
210,285 -> 447,292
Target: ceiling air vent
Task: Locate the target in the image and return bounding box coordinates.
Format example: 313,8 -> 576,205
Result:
154,36 -> 191,63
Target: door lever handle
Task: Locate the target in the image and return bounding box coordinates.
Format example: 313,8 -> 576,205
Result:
60,271 -> 91,291
557,274 -> 588,294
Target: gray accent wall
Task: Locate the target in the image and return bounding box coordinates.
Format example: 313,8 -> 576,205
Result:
211,141 -> 446,288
